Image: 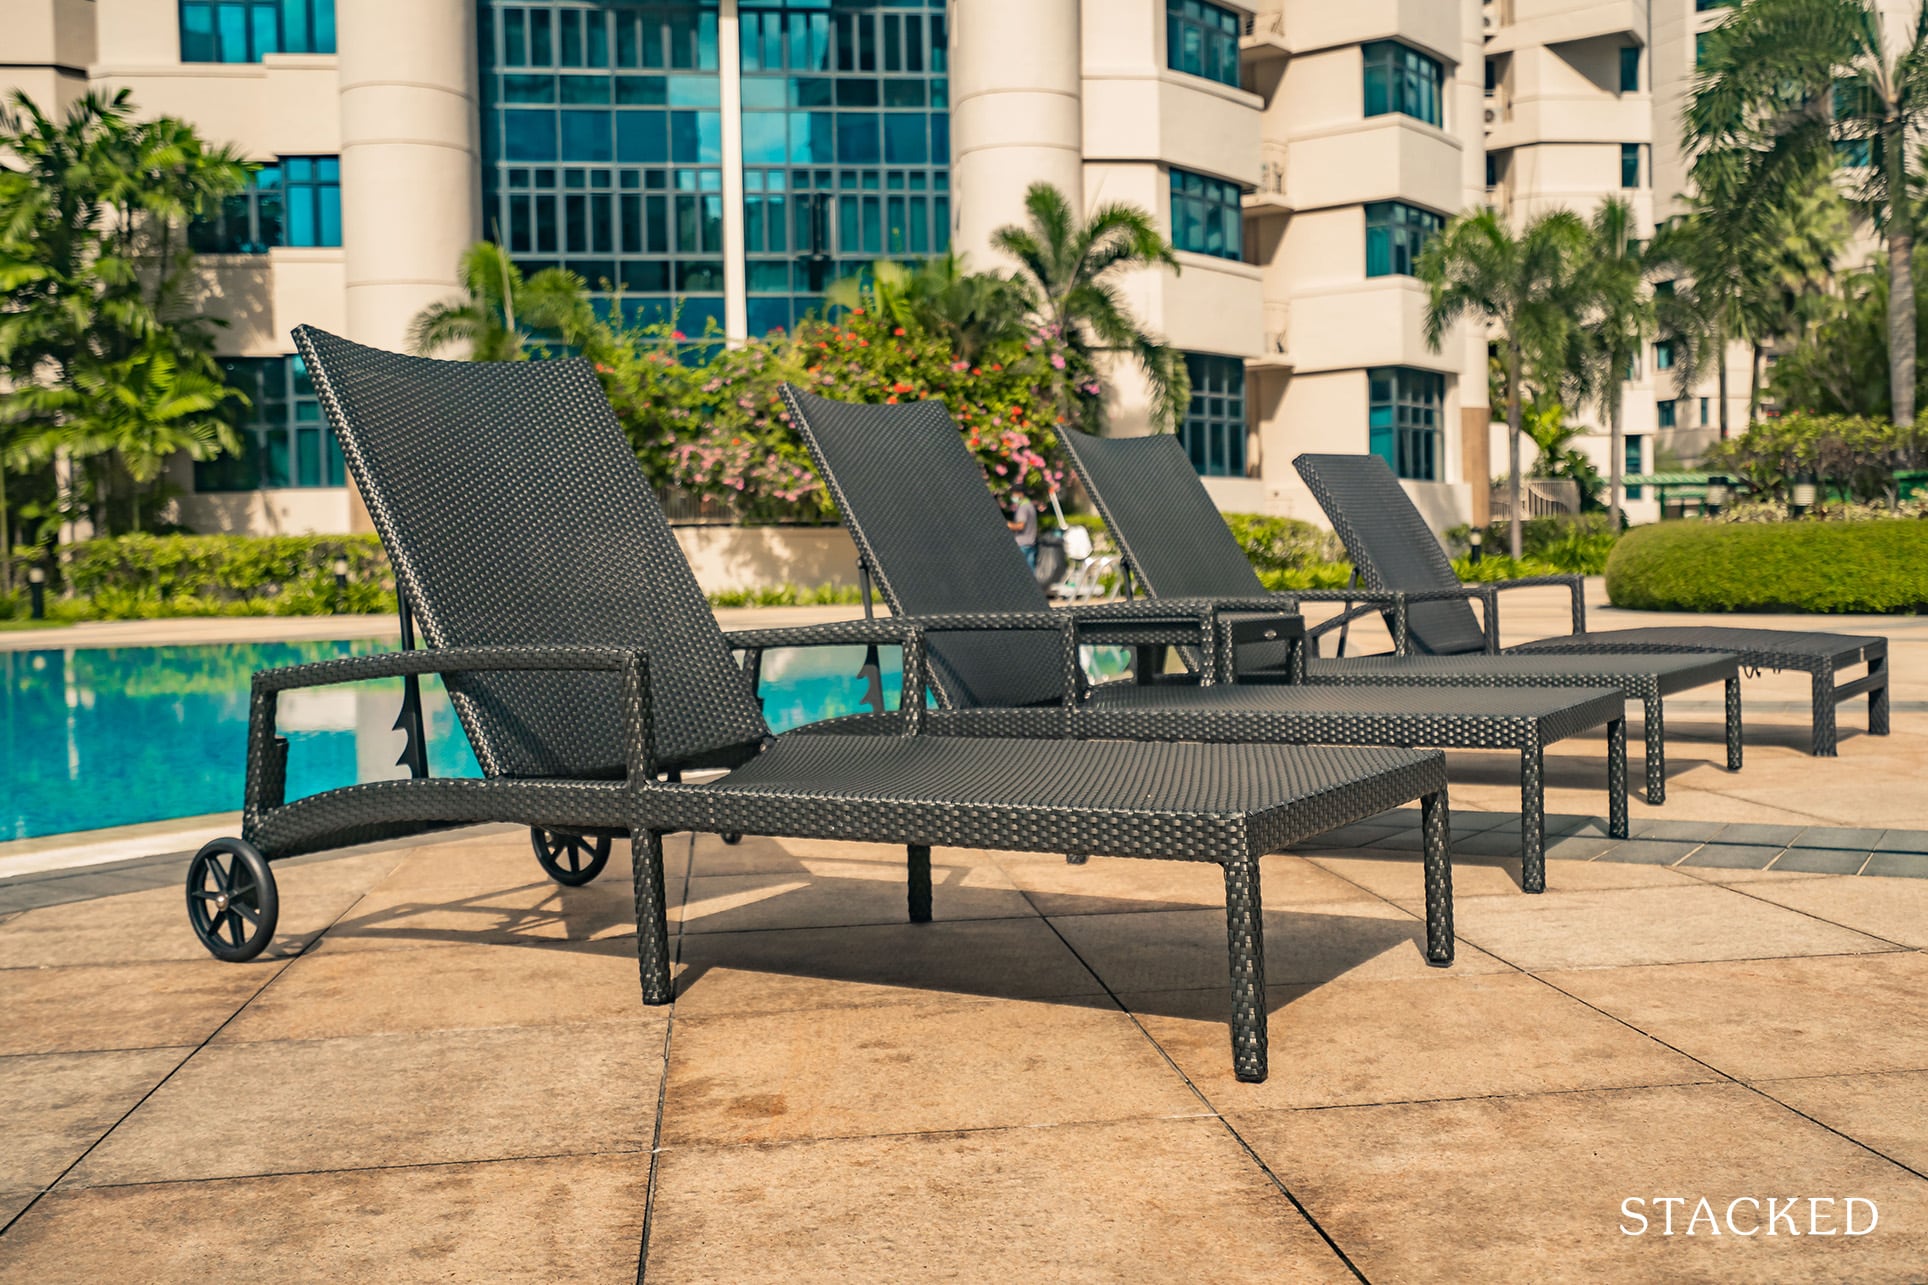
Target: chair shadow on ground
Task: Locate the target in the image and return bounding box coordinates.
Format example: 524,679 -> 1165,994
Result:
318,837 -> 1447,1022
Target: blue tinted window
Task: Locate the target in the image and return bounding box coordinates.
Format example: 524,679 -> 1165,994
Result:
178,0 -> 335,62
1368,367 -> 1443,481
1180,354 -> 1246,477
1363,41 -> 1443,126
1166,0 -> 1241,88
196,356 -> 343,491
1169,168 -> 1243,261
1365,201 -> 1443,277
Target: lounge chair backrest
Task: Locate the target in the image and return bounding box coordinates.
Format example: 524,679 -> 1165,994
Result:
294,326 -> 772,778
780,384 -> 1066,710
1293,453 -> 1487,656
1060,428 -> 1269,598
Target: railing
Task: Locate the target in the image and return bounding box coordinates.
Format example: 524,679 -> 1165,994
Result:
1242,8 -> 1285,38
1491,478 -> 1580,518
1257,142 -> 1288,196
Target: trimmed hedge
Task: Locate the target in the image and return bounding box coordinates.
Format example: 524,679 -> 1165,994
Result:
1605,519 -> 1928,614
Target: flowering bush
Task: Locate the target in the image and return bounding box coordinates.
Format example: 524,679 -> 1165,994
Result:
1702,413 -> 1928,504
576,308 -> 1095,522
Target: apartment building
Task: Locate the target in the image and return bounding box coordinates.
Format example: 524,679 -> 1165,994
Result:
6,0 -> 1513,535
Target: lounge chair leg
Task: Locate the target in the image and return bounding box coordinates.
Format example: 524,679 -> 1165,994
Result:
1724,676 -> 1743,771
1811,664 -> 1837,757
1607,718 -> 1629,840
1065,853 -> 1089,865
1420,790 -> 1455,967
632,830 -> 673,1005
1221,855 -> 1268,1084
907,844 -> 932,923
1642,692 -> 1666,806
1519,739 -> 1545,894
1870,652 -> 1891,736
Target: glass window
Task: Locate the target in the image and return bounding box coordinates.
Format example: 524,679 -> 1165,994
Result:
194,356 -> 343,491
1657,399 -> 1677,428
1363,41 -> 1444,127
1696,32 -> 1709,67
1619,46 -> 1639,93
1365,201 -> 1443,278
1180,354 -> 1246,477
1835,137 -> 1872,168
189,163 -> 285,253
1368,367 -> 1443,481
1699,396 -> 1710,425
1169,167 -> 1243,261
178,0 -> 335,62
1621,143 -> 1641,189
1166,0 -> 1241,89
1625,436 -> 1644,499
281,156 -> 341,246
1653,340 -> 1675,371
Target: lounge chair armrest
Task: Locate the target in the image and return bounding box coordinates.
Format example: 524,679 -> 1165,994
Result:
1280,589 -> 1413,656
724,619 -> 923,650
1480,573 -> 1588,636
251,644 -> 638,694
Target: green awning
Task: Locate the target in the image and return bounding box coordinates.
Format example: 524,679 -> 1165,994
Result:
1623,472 -> 1714,487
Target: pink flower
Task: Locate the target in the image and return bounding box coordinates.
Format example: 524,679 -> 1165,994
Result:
1050,354 -> 1066,370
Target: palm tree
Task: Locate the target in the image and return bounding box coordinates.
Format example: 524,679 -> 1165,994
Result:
68,341 -> 240,534
825,253 -> 1029,364
990,183 -> 1189,431
1687,0 -> 1928,423
1574,198 -> 1655,530
406,242 -> 595,361
1416,207 -> 1590,558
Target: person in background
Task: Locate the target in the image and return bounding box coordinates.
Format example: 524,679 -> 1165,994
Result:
1007,487 -> 1039,568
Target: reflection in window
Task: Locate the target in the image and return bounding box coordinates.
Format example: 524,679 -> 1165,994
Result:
1170,168 -> 1243,261
1363,41 -> 1443,127
179,0 -> 336,63
1166,0 -> 1241,89
194,356 -> 343,491
1181,354 -> 1247,477
1365,201 -> 1443,277
1368,367 -> 1443,481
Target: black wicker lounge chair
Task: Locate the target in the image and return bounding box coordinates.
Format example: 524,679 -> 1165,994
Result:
179,328 -> 1458,1085
777,385 -> 1632,891
1058,426 -> 1745,807
1293,453 -> 1890,757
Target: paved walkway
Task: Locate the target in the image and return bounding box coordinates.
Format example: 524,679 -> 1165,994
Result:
2,586 -> 1925,1278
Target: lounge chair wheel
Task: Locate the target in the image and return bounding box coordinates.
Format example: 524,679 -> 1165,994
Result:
531,828 -> 611,886
186,838 -> 279,963
721,833 -> 743,845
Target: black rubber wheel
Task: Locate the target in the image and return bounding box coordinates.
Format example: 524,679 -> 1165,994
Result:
186,838 -> 279,963
721,833 -> 743,845
531,828 -> 611,886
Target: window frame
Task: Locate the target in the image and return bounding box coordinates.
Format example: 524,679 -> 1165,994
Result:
1168,166 -> 1245,262
1364,200 -> 1444,278
178,0 -> 337,63
194,356 -> 344,492
1362,40 -> 1445,128
1180,353 -> 1248,478
1368,366 -> 1444,482
1165,0 -> 1242,89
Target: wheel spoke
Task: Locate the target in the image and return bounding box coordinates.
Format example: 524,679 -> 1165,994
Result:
564,842 -> 583,873
232,901 -> 260,928
207,856 -> 231,895
191,888 -> 225,903
223,910 -> 245,946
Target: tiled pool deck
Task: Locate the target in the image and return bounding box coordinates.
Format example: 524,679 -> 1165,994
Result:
1,593 -> 1925,1280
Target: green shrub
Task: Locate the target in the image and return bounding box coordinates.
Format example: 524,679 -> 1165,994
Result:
1451,554 -> 1568,582
1605,519 -> 1928,613
1447,513 -> 1618,575
706,583 -> 864,608
1224,514 -> 1345,574
1257,563 -> 1354,592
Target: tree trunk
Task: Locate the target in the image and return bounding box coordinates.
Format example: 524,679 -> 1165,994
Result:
1506,338 -> 1524,559
0,467 -> 11,596
1607,381 -> 1624,533
1886,117 -> 1916,426
1717,338 -> 1730,443
1748,343 -> 1764,426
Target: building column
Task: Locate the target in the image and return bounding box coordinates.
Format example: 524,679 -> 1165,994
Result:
336,0 -> 480,529
948,0 -> 1083,266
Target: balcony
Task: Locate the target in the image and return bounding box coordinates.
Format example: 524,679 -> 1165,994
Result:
1243,143 -> 1293,220
1240,6 -> 1289,67
1248,300 -> 1294,371
1485,93 -> 1650,152
1486,0 -> 1647,53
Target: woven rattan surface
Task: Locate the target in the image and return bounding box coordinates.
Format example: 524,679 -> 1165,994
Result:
1293,452 -> 1491,655
294,327 -> 771,777
1310,650 -> 1738,696
1512,626 -> 1884,670
780,384 -> 1066,709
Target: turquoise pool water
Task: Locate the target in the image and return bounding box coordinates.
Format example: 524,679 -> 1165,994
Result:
0,639 -> 903,842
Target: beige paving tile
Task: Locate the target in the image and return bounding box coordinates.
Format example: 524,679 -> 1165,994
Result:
1671,863 -> 1832,886
1450,882 -> 1899,971
314,872 -> 642,954
683,832 -> 983,879
997,850 -> 1378,916
645,1117 -> 1351,1284
0,850 -> 407,968
672,917 -> 1102,1017
217,939 -> 653,1043
1310,851 -> 1699,903
1234,1083 -> 1928,1283
1547,952 -> 1928,1081
0,959 -> 285,1056
0,1048 -> 192,1192
370,832 -> 692,894
1734,876 -> 1928,950
661,996 -> 1195,1146
0,1153 -> 650,1282
0,1188 -> 38,1226
1127,971 -> 1714,1111
67,1019 -> 663,1185
670,856 -> 1034,934
1048,900 -> 1511,996
1758,1070 -> 1928,1174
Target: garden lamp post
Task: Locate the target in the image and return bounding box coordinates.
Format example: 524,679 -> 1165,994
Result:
1468,529 -> 1484,565
332,556 -> 349,614
27,566 -> 46,621
1791,473 -> 1818,518
1704,475 -> 1730,518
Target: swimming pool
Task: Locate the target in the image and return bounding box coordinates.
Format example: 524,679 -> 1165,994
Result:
0,639 -> 909,842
